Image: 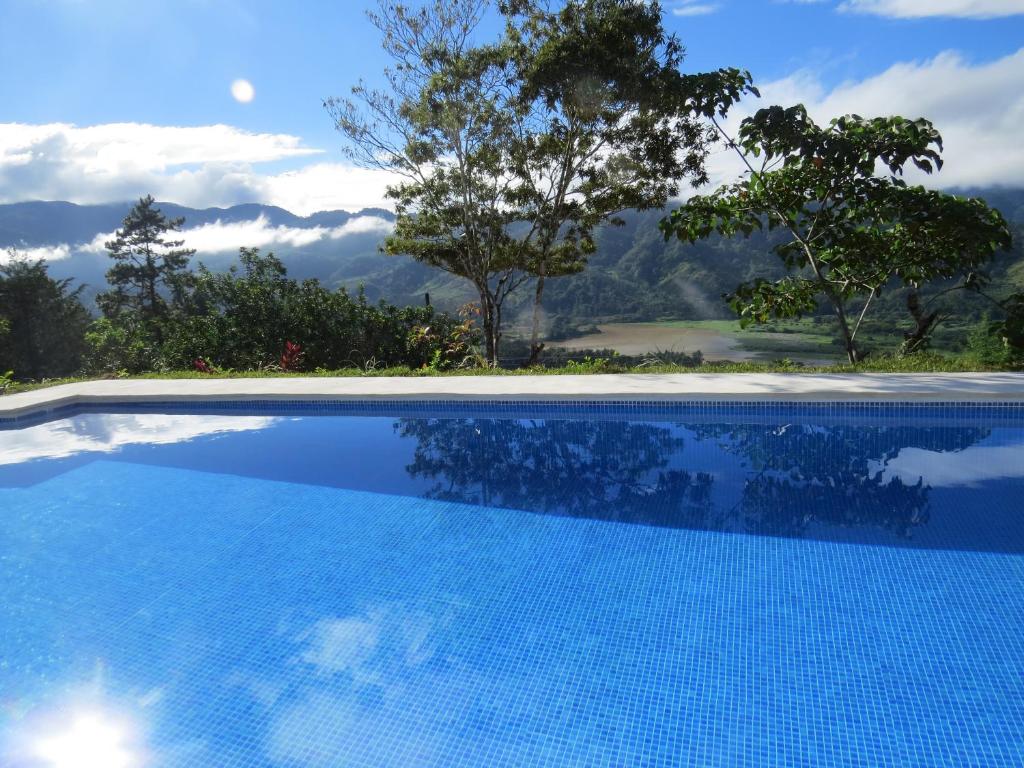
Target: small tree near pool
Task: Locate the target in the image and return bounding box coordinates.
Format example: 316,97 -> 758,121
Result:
660,103 -> 1012,363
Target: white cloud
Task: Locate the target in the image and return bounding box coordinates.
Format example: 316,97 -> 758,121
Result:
0,122 -> 399,215
0,122 -> 319,173
697,47 -> 1024,192
76,213 -> 393,256
175,213 -> 393,253
0,413 -> 277,465
839,0 -> 1024,18
671,0 -> 720,15
877,443 -> 1024,486
1,244 -> 71,263
258,162 -> 397,215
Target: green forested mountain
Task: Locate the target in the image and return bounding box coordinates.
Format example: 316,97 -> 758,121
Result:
2,189 -> 1022,326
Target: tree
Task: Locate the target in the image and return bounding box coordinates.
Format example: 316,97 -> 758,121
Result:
328,0 -> 516,365
661,103 -> 1012,363
97,195 -> 195,327
498,0 -> 714,363
328,0 -> 716,365
0,251 -> 91,380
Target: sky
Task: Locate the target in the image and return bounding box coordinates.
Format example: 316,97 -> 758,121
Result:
1,0 -> 1023,215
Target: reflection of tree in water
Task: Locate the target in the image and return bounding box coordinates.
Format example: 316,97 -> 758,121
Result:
396,418 -> 713,527
695,423 -> 990,540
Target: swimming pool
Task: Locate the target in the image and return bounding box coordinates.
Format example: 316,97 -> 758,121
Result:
2,401 -> 1023,767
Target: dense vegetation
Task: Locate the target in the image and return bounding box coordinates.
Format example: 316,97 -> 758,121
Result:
0,199 -> 479,383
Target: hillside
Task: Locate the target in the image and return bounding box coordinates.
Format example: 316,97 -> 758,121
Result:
2,190 -> 1022,326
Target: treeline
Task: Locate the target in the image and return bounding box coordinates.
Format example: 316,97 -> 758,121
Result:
0,198 -> 477,382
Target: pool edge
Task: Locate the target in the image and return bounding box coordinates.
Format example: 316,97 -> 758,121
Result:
3,372 -> 1024,425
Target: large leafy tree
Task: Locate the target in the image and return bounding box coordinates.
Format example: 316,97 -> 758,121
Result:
97,195 -> 195,327
328,0 -> 716,365
498,0 -> 713,363
328,0 -> 517,365
661,103 -> 1012,363
0,251 -> 91,380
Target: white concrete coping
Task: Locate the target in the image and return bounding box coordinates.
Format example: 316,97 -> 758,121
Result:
2,373 -> 1023,420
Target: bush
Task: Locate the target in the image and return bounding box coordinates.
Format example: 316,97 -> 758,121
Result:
91,248 -> 483,375
0,255 -> 91,380
83,316 -> 160,375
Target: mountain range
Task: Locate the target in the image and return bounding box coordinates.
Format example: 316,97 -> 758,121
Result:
2,190 -> 1023,327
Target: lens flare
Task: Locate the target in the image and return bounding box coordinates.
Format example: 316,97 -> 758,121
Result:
33,711 -> 137,768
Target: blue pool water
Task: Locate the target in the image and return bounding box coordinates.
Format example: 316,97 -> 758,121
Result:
1,402 -> 1023,767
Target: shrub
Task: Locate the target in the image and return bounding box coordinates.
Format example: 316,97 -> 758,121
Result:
0,255 -> 91,380
83,316 -> 158,375
110,248 -> 481,374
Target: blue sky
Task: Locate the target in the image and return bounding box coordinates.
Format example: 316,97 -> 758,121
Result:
1,0 -> 1023,215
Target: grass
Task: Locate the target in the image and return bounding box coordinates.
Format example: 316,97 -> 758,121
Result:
3,353 -> 1016,397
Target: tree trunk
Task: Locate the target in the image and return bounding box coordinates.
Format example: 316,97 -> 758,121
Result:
827,298 -> 860,364
478,289 -> 500,367
901,288 -> 940,355
527,268 -> 546,367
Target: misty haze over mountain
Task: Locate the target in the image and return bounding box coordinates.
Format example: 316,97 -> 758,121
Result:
3,190 -> 1022,325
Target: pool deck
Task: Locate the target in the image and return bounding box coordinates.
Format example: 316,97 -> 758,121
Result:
2,373 -> 1024,419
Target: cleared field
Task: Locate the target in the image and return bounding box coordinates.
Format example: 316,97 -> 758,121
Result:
547,321 -> 840,363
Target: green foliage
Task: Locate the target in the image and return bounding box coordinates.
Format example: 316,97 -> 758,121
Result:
96,195 -> 195,325
83,315 -> 158,375
5,349 -> 1017,397
0,252 -> 91,380
500,0 -> 716,361
662,102 -> 1013,363
0,369 -> 13,393
95,247 -> 478,374
410,303 -> 483,371
999,292 -> 1024,358
967,294 -> 1024,368
562,354 -> 615,373
638,348 -> 704,368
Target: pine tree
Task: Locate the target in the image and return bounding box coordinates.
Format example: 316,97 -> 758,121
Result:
97,195 -> 195,323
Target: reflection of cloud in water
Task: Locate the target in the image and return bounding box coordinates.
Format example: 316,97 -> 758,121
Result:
879,444 -> 1024,487
265,605 -> 447,768
0,414 -> 277,465
255,602 -> 587,767
300,614 -> 381,677
268,691 -> 438,768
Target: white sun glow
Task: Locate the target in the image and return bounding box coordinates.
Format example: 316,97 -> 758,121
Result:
231,78 -> 255,103
33,712 -> 138,768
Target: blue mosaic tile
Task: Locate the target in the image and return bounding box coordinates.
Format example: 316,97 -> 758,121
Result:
4,397 -> 1024,430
